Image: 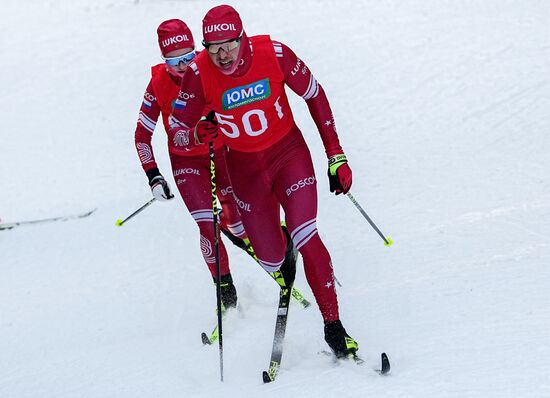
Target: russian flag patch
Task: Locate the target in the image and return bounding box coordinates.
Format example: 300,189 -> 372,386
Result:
173,99 -> 187,110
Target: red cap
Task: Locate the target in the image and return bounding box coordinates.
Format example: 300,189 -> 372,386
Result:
157,19 -> 194,57
202,5 -> 243,43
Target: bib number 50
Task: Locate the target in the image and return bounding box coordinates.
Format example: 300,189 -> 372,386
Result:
216,98 -> 284,138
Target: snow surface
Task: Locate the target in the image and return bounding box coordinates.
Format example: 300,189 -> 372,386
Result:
1,0 -> 549,397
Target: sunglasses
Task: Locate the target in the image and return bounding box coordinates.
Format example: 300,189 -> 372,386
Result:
202,37 -> 241,54
163,51 -> 196,67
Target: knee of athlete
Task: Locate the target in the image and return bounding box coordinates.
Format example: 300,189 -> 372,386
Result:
257,256 -> 285,273
223,219 -> 246,238
253,236 -> 286,272
289,218 -> 319,252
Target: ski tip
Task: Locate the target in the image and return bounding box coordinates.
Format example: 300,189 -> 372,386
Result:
201,332 -> 212,345
384,237 -> 393,247
380,352 -> 391,375
352,354 -> 365,365
262,371 -> 273,383
115,219 -> 124,227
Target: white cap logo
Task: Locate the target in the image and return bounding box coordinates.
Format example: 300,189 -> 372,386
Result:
161,34 -> 189,48
204,23 -> 236,34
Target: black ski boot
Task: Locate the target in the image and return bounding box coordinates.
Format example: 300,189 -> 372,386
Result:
279,225 -> 297,288
214,273 -> 238,310
324,320 -> 359,359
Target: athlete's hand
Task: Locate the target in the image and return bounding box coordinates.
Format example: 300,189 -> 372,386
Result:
146,168 -> 174,201
194,110 -> 219,145
327,154 -> 352,195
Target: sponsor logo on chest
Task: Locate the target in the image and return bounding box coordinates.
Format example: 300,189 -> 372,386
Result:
222,78 -> 271,110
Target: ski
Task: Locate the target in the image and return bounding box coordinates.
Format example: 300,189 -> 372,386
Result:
320,350 -> 391,375
379,352 -> 391,375
201,301 -> 236,345
202,227 -> 310,345
0,209 -> 97,231
220,227 -> 311,309
269,267 -> 310,308
201,327 -> 219,345
275,273 -> 310,308
352,352 -> 390,375
262,277 -> 292,383
201,274 -> 308,345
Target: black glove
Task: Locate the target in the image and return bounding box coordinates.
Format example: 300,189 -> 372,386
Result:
327,154 -> 353,195
146,168 -> 174,201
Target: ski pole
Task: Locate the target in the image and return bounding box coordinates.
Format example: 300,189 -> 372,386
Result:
115,198 -> 156,227
346,192 -> 393,246
209,139 -> 224,382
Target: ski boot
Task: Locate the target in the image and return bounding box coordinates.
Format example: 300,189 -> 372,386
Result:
214,273 -> 238,312
278,225 -> 297,288
202,273 -> 237,346
324,319 -> 359,359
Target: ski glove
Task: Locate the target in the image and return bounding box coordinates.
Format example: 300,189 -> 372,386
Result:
328,154 -> 352,195
146,167 -> 174,201
194,110 -> 219,145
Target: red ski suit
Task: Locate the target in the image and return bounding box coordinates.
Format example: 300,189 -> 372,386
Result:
170,35 -> 345,322
134,64 -> 245,279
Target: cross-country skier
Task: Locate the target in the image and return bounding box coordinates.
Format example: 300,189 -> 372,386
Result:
134,19 -> 248,310
169,6 -> 358,359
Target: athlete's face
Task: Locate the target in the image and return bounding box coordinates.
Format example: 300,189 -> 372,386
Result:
204,37 -> 241,74
163,47 -> 195,77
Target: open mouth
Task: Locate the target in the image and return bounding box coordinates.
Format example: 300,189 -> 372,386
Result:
219,59 -> 233,69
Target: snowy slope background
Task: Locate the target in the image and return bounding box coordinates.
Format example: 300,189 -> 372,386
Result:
1,0 -> 549,396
